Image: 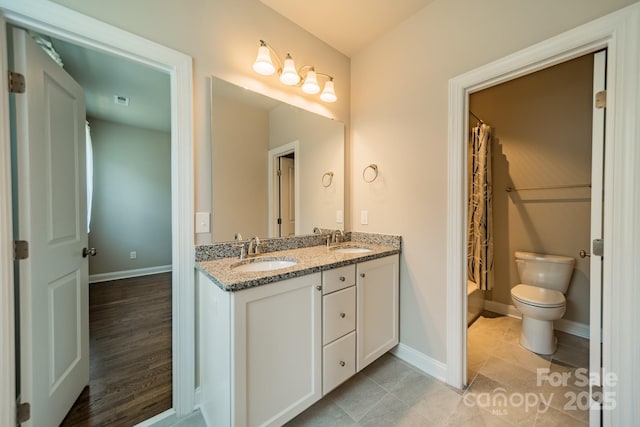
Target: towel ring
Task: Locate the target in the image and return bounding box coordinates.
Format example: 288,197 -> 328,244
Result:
363,164 -> 378,183
322,171 -> 334,188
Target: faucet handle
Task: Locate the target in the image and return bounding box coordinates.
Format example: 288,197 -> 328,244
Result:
232,243 -> 246,260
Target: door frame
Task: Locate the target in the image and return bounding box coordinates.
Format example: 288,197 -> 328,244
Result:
0,1 -> 195,425
446,3 -> 640,426
268,141 -> 300,237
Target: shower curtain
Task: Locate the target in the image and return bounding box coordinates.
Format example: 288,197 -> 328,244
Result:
467,123 -> 494,291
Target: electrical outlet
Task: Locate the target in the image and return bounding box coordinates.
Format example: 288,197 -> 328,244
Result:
130,251 -> 137,259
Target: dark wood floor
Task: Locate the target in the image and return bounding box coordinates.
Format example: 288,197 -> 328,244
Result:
60,273 -> 172,426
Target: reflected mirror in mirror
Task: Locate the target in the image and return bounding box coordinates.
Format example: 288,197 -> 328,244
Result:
210,77 -> 345,242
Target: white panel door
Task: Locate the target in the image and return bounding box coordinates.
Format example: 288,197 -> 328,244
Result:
589,49 -> 606,426
12,27 -> 89,427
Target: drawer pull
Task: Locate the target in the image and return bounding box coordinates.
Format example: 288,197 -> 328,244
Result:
360,273 -> 366,278
339,361 -> 346,367
316,285 -> 322,291
339,312 -> 346,318
339,276 -> 346,282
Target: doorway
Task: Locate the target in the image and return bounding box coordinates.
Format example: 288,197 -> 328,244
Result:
268,141 -> 300,238
446,6 -> 640,426
463,52 -> 598,425
0,2 -> 195,425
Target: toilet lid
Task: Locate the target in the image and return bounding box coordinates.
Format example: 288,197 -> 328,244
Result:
511,284 -> 565,308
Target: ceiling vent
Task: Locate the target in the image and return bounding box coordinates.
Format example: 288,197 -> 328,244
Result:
114,95 -> 129,106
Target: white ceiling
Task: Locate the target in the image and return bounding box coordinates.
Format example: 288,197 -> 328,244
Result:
51,37 -> 171,133
259,0 -> 436,57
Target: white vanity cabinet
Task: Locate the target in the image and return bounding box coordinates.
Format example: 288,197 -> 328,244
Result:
356,254 -> 400,371
197,252 -> 399,427
198,272 -> 322,427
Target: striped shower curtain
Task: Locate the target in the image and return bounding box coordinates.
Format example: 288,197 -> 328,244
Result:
467,123 -> 494,291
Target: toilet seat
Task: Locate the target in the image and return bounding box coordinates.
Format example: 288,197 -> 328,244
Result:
511,284 -> 565,308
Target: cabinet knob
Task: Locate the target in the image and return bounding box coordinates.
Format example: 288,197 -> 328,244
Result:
339,312 -> 346,318
360,273 -> 366,278
316,285 -> 322,291
339,276 -> 346,282
339,361 -> 346,367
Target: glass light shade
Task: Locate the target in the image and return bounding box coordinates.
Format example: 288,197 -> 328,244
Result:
280,54 -> 300,85
253,45 -> 275,75
320,80 -> 337,102
301,70 -> 320,94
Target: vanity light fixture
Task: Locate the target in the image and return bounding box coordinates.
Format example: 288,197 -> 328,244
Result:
252,40 -> 337,103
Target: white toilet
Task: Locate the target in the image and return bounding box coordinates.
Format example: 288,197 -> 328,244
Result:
510,251 -> 575,355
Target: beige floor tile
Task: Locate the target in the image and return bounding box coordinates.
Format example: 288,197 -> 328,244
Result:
285,398 -> 356,426
534,404 -> 588,426
441,399 -> 515,427
356,394 -> 430,427
494,341 -> 551,373
551,343 -> 589,369
329,373 -> 388,422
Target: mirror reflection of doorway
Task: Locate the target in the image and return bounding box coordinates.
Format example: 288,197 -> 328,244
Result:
275,153 -> 295,237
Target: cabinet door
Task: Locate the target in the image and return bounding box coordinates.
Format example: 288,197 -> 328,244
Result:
356,255 -> 400,371
232,273 -> 322,427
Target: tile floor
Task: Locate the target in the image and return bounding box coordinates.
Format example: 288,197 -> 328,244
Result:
175,312 -> 591,426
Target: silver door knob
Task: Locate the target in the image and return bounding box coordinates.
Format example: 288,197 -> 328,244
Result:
579,249 -> 590,258
82,247 -> 97,258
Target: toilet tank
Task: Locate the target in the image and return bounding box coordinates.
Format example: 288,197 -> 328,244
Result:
514,251 -> 575,293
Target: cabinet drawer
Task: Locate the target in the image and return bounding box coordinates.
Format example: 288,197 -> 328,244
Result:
323,331 -> 356,395
322,264 -> 356,294
323,286 -> 356,345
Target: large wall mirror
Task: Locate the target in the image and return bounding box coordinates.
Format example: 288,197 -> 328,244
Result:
210,77 -> 345,242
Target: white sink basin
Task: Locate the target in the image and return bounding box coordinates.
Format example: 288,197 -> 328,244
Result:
231,257 -> 298,272
331,246 -> 373,254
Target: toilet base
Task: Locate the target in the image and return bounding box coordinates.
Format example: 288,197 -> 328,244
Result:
519,316 -> 557,355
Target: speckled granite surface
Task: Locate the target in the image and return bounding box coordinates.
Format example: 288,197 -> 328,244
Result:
196,237 -> 400,292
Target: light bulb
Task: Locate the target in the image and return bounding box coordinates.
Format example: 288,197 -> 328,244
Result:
320,79 -> 337,102
302,69 -> 320,94
253,43 -> 275,76
280,54 -> 300,85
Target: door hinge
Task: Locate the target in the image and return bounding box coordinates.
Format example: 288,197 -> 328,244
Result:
277,218 -> 282,225
14,240 -> 29,260
277,169 -> 282,177
591,385 -> 603,404
16,402 -> 31,423
595,90 -> 606,109
8,71 -> 26,94
592,239 -> 604,257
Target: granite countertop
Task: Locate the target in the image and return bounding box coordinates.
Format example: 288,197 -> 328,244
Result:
196,242 -> 400,292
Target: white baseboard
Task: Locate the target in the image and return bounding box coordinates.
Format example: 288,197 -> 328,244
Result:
483,300 -> 590,339
194,386 -> 201,409
133,409 -> 176,427
89,264 -> 172,283
390,343 -> 447,382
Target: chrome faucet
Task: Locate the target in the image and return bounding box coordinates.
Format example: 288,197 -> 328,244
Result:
248,236 -> 261,256
332,229 -> 344,244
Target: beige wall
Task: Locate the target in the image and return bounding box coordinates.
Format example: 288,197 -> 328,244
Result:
49,0 -> 351,244
350,0 -> 637,363
470,54 -> 594,325
211,95 -> 269,242
270,105 -> 345,235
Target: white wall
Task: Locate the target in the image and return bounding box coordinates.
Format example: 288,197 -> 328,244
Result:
350,0 -> 637,364
470,54 -> 593,325
49,0 -> 351,245
88,118 -> 172,275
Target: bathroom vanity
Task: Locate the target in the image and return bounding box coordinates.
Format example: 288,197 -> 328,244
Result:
196,237 -> 399,427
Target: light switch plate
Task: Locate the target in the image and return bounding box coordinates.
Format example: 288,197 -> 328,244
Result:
336,210 -> 343,224
360,210 -> 368,225
195,212 -> 210,233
